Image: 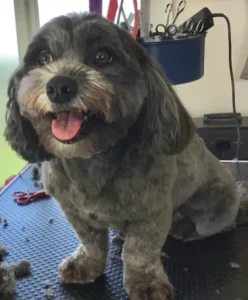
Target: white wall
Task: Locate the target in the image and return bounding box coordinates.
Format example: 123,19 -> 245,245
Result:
150,0 -> 248,117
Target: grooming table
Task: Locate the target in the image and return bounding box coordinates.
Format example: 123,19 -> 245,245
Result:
0,162 -> 248,300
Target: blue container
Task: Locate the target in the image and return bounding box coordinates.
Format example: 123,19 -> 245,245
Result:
141,33 -> 206,85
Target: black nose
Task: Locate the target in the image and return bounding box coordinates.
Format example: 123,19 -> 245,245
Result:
46,76 -> 77,103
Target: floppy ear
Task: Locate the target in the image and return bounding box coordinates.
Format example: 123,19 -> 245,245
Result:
4,71 -> 53,163
138,52 -> 195,154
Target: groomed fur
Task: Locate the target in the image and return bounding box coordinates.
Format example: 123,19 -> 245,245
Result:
4,13 -> 244,300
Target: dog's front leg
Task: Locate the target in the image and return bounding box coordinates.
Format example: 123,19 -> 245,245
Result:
58,207 -> 108,284
123,209 -> 174,300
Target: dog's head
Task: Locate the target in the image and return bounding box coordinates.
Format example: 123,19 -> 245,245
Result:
4,13 -> 195,163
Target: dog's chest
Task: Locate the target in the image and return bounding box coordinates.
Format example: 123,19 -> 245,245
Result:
66,166 -> 152,222
44,156 -> 175,226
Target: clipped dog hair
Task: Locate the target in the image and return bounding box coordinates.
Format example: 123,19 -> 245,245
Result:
4,12 -> 247,300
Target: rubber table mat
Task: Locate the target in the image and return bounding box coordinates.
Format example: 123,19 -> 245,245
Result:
0,161 -> 248,300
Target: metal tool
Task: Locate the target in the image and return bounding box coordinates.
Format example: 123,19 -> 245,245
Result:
183,18 -> 194,32
171,0 -> 186,25
177,7 -> 214,35
153,23 -> 175,40
193,19 -> 204,34
164,3 -> 173,28
152,2 -> 172,39
154,23 -> 167,36
166,24 -> 179,36
13,189 -> 48,205
167,18 -> 204,37
166,18 -> 193,37
183,19 -> 204,35
165,0 -> 187,37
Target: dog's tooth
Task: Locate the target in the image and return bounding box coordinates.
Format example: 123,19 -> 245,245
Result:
83,116 -> 88,122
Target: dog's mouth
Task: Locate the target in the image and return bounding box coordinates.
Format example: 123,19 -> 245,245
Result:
50,109 -> 104,143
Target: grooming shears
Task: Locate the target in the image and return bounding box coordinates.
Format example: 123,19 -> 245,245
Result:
165,3 -> 173,28
172,0 -> 187,25
183,19 -> 204,35
153,2 -> 172,38
13,189 -> 48,205
166,0 -> 187,37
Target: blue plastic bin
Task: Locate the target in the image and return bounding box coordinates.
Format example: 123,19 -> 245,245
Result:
141,33 -> 206,85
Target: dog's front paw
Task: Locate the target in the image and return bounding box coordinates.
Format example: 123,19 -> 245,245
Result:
59,246 -> 105,284
126,280 -> 174,300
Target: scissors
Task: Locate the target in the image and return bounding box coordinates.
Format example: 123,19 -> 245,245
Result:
193,20 -> 204,34
154,24 -> 167,36
167,18 -> 204,37
183,19 -> 194,32
166,23 -> 179,36
164,3 -> 173,28
154,24 -> 175,40
13,189 -> 48,205
183,19 -> 204,35
153,3 -> 172,39
171,0 -> 186,25
165,0 -> 187,37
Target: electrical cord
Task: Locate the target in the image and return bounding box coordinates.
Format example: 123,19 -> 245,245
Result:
211,13 -> 241,162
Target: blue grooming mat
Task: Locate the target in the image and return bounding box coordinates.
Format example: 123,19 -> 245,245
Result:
141,34 -> 206,85
0,162 -> 248,300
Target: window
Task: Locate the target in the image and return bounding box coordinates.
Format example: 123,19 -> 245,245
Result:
38,0 -> 89,26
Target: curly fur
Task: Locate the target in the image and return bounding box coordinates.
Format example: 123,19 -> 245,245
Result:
4,12 -> 245,300
0,260 -> 31,299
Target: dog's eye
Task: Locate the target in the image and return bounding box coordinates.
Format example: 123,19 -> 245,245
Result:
95,50 -> 112,65
38,51 -> 52,65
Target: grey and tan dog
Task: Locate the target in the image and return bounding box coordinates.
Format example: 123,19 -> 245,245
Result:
4,12 -> 247,300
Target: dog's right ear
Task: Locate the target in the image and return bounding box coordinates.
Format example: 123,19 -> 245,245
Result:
4,70 -> 53,163
136,49 -> 195,154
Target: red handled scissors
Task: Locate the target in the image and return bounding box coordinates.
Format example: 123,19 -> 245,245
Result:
13,189 -> 48,205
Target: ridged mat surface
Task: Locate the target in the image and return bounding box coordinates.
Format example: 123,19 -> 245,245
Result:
0,162 -> 248,300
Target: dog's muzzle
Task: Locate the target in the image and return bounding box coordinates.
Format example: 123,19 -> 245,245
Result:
46,75 -> 78,104
44,75 -> 106,144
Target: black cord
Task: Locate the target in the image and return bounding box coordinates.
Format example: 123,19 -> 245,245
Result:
212,13 -> 241,161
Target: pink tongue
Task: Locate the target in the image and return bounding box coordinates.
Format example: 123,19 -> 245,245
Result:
52,111 -> 83,141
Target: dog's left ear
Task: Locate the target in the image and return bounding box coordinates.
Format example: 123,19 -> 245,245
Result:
4,70 -> 53,163
138,50 -> 195,154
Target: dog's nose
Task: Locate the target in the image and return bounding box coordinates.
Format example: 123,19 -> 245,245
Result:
46,76 -> 77,103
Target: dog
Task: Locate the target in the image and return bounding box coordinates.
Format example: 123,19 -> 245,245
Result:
4,12 -> 247,300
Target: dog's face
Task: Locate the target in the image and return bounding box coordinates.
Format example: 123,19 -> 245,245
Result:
4,13 -> 195,163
